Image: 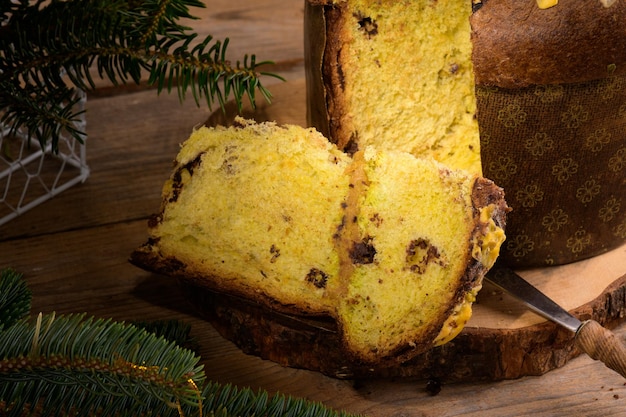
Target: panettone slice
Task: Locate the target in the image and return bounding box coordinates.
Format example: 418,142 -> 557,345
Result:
131,118 -> 508,366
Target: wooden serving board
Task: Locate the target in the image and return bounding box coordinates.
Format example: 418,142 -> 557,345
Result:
204,78 -> 626,381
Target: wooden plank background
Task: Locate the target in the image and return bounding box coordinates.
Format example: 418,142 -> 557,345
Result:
2,1 -> 626,416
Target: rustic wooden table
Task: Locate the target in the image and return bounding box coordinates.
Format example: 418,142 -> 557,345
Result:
2,1 -> 626,416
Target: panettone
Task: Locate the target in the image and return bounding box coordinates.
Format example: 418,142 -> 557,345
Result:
472,0 -> 626,266
131,118 -> 508,365
306,0 -> 626,266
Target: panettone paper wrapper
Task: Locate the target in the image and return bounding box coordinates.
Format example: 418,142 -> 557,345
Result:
478,77 -> 626,266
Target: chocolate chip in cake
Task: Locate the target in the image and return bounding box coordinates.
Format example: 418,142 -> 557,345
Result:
169,153 -> 205,202
184,153 -> 204,174
333,212 -> 349,240
343,136 -> 360,156
350,236 -> 377,264
305,268 -> 329,289
355,13 -> 378,39
370,213 -> 383,227
406,238 -> 446,274
269,244 -> 281,263
147,214 -> 162,228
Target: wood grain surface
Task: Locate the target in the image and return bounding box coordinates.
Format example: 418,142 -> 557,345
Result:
2,1 -> 626,416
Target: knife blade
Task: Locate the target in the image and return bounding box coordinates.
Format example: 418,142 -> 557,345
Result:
486,267 -> 626,379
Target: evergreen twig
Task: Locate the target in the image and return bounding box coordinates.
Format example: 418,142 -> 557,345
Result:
0,269 -> 363,417
0,0 -> 283,153
0,313 -> 206,416
0,268 -> 31,331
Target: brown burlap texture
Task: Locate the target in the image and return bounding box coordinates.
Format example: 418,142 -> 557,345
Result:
477,76 -> 626,267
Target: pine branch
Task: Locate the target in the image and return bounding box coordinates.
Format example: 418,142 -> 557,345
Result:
0,269 -> 364,417
132,319 -> 200,354
0,313 -> 206,416
0,268 -> 32,330
201,382 -> 361,417
0,81 -> 86,154
0,0 -> 283,153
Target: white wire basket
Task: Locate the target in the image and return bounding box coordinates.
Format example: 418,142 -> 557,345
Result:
0,89 -> 90,227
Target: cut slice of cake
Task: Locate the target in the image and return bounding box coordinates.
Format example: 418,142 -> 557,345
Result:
305,0 -> 480,173
132,118 -> 508,365
337,147 -> 503,362
135,118 -> 352,315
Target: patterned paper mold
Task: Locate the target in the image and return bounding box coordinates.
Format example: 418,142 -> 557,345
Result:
478,76 -> 626,266
0,89 -> 90,227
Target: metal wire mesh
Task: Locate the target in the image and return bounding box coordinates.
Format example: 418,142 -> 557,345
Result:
0,90 -> 90,227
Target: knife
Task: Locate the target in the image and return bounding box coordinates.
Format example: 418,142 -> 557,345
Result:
486,267 -> 626,379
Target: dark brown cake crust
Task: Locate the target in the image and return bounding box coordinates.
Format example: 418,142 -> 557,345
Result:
305,0 -> 351,149
471,0 -> 626,88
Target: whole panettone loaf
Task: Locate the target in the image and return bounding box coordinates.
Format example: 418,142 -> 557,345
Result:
306,0 -> 626,266
132,118 -> 508,366
472,0 -> 626,266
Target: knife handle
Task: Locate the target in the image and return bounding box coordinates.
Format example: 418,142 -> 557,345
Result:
575,320 -> 626,379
